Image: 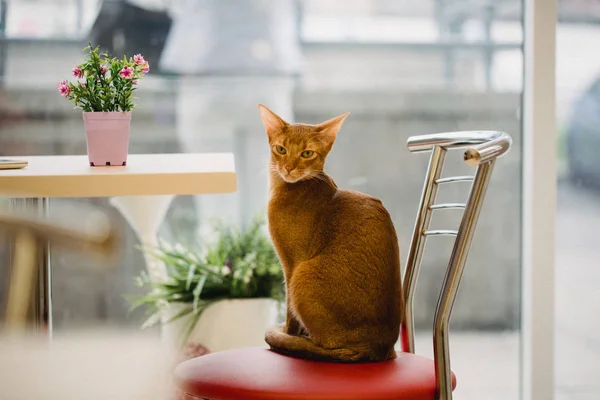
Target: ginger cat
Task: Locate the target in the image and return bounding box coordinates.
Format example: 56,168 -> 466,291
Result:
259,104 -> 403,363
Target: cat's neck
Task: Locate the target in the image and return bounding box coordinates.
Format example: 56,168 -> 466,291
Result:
269,170 -> 337,199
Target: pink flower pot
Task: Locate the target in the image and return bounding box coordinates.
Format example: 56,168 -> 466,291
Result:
83,112 -> 131,166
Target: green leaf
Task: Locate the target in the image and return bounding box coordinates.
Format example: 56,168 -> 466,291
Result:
163,305 -> 194,325
186,263 -> 197,291
140,311 -> 162,329
192,274 -> 207,313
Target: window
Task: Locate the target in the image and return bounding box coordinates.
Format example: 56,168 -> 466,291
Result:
1,1 -> 525,397
556,3 -> 600,397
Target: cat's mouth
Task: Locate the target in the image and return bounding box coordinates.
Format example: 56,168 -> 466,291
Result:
279,171 -> 306,183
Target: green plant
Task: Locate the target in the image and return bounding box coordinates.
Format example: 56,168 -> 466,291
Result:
130,217 -> 284,339
57,43 -> 149,112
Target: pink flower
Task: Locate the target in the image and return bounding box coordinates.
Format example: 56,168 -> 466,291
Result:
79,81 -> 86,88
141,61 -> 149,75
72,66 -> 84,79
119,65 -> 134,79
132,79 -> 139,85
133,54 -> 146,65
57,80 -> 71,97
100,65 -> 108,75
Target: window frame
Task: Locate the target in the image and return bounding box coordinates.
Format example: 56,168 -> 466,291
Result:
521,0 -> 556,399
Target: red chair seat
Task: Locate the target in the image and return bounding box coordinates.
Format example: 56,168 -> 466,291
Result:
174,347 -> 457,400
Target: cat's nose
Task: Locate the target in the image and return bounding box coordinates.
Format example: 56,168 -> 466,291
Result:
284,166 -> 293,174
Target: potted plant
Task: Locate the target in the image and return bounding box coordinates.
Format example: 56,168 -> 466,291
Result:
130,217 -> 284,361
57,43 -> 149,166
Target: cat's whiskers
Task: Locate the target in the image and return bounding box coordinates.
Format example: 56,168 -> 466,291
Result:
266,164 -> 280,175
259,164 -> 275,176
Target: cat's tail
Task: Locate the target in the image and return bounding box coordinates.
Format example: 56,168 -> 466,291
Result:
265,324 -> 396,363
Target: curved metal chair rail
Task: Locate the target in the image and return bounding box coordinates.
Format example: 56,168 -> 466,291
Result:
0,208 -> 115,253
402,130 -> 512,400
407,130 -> 512,166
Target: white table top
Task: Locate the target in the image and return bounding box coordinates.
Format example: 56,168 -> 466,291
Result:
0,153 -> 237,198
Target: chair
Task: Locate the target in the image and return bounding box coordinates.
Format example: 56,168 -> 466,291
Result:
0,200 -> 172,400
173,131 -> 512,400
1,199 -> 118,332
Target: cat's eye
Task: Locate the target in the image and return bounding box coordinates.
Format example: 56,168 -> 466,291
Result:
275,145 -> 287,155
301,150 -> 314,158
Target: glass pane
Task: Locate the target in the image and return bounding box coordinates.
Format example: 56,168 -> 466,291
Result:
556,2 -> 600,398
0,0 -> 523,398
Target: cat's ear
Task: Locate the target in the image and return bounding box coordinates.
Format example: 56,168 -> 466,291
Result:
316,112 -> 350,141
258,104 -> 288,138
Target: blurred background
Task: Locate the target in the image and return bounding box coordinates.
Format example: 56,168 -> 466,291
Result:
0,0 -> 597,398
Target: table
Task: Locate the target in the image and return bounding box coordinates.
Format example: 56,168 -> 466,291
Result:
0,153 -> 237,334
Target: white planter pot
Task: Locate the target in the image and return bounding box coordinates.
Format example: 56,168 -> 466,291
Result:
162,298 -> 279,360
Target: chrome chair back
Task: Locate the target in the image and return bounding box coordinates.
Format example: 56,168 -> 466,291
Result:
402,131 -> 512,399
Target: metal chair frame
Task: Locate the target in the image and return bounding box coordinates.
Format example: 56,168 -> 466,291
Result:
401,131 -> 512,399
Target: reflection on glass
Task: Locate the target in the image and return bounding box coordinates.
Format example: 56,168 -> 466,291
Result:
0,1 -> 524,398
556,2 -> 600,398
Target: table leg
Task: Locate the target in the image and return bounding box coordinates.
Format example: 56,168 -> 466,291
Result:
109,195 -> 174,283
9,198 -> 52,336
109,195 -> 175,354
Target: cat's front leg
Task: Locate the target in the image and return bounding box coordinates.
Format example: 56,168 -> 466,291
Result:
286,304 -> 303,335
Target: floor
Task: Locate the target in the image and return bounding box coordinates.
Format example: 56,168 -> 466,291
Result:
414,331 -> 519,399
411,181 -> 600,399
554,180 -> 600,399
